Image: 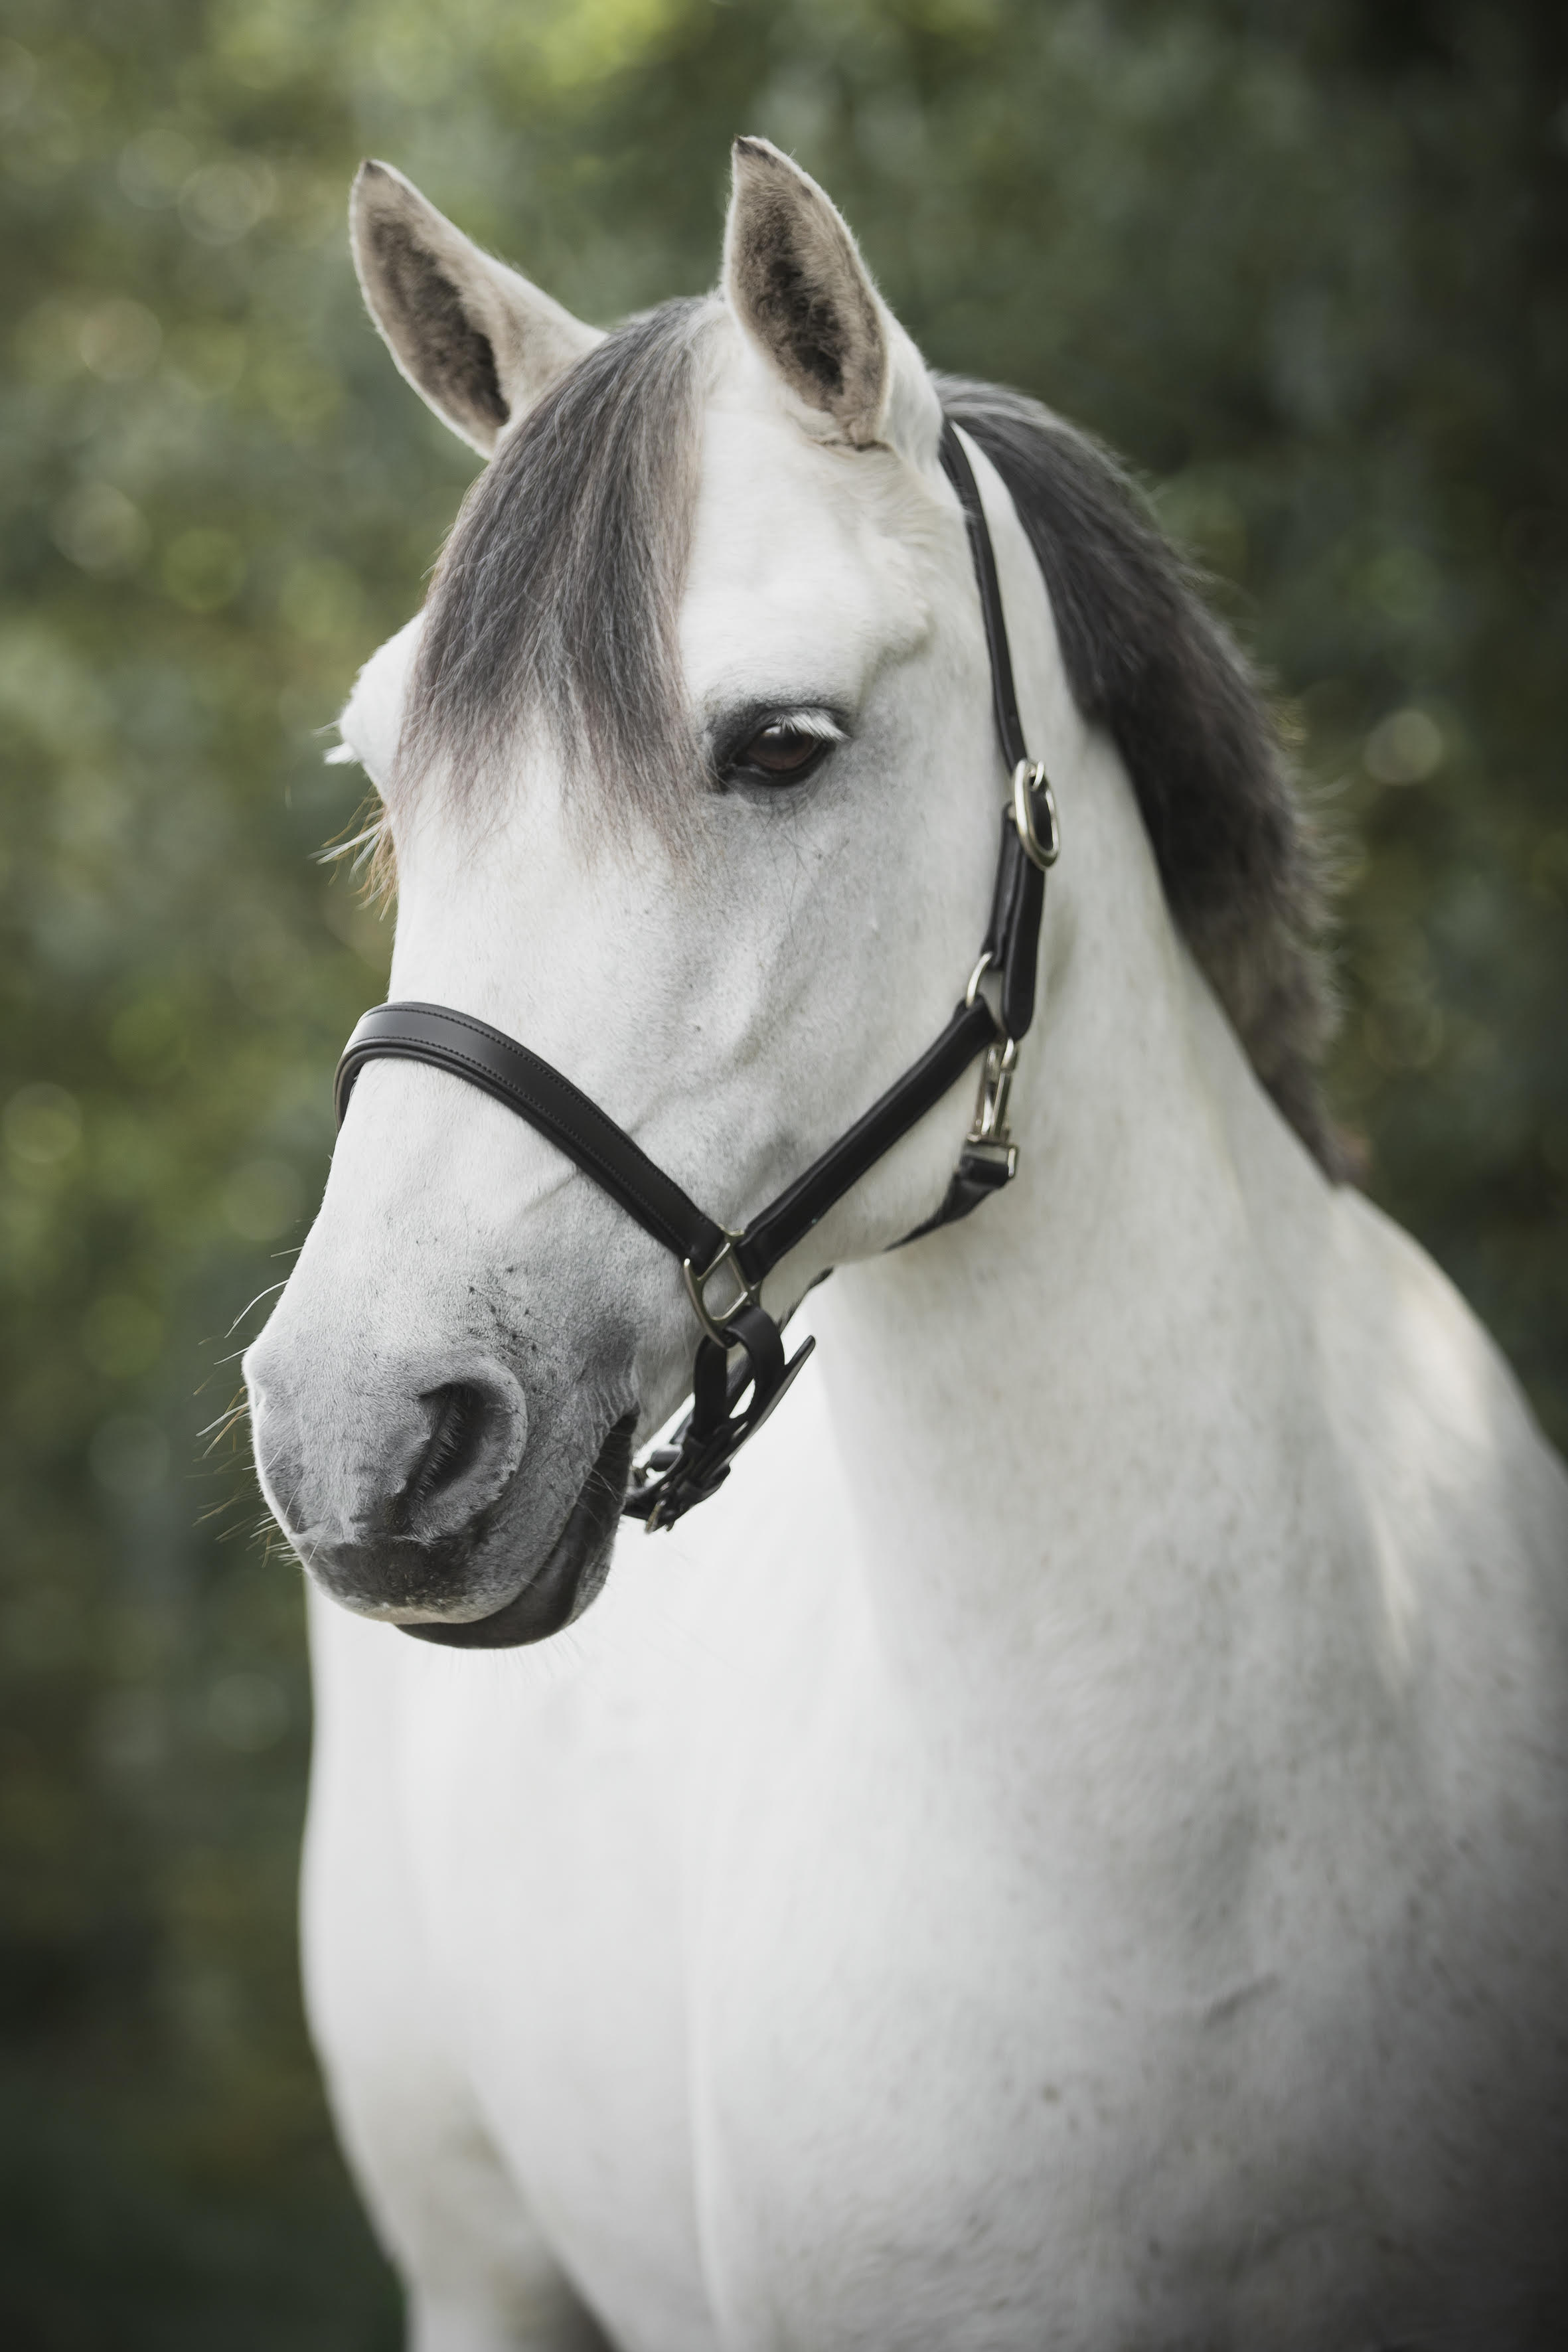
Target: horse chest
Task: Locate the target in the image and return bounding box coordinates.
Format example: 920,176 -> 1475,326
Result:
386,1541 -> 1568,2352
395,1592 -> 1306,2348
678,1689 -> 1377,2347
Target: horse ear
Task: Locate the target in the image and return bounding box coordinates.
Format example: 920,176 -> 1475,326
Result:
721,137 -> 937,457
349,161 -> 603,457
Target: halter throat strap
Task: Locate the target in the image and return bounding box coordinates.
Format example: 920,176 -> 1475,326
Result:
334,420 -> 1057,1529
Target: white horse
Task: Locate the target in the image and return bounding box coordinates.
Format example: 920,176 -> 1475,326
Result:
245,140 -> 1568,2350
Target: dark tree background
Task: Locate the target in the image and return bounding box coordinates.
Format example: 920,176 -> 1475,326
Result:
1,1 -> 1563,2341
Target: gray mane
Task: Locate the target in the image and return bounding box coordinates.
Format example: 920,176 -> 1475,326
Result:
402,315 -> 1340,1174
937,377 -> 1341,1174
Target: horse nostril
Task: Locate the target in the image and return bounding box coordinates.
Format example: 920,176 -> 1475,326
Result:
398,1383 -> 493,1527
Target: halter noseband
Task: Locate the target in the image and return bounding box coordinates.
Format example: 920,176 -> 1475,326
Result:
334,422 -> 1058,1531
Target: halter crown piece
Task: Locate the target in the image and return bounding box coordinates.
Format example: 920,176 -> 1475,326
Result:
334,423 -> 1059,1530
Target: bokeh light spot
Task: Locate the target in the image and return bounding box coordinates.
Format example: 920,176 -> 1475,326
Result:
1364,707 -> 1445,785
5,1081 -> 82,1165
162,528 -> 246,613
117,125 -> 197,207
178,157 -> 276,245
52,482 -> 149,574
78,297 -> 162,381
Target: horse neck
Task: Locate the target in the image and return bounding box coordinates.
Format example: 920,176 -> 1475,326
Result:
810,631 -> 1364,1900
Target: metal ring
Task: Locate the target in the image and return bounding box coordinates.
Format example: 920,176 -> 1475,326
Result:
1010,759 -> 1060,872
964,949 -> 995,1008
681,1233 -> 758,1347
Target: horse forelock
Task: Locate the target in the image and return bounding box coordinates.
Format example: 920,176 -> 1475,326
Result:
397,294 -> 720,842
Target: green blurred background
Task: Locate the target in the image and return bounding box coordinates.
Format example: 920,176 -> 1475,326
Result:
1,0 -> 1563,2341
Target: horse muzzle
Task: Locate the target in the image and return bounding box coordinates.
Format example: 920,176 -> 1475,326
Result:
245,1336 -> 635,1646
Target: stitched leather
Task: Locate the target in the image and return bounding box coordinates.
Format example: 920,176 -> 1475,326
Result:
939,430 -> 1047,1055
996,828 -> 1045,1043
941,425 -> 1029,773
732,997 -> 999,1285
335,1000 -> 727,1271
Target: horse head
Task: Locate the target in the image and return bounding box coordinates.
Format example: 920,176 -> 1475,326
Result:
244,143 -> 1020,1643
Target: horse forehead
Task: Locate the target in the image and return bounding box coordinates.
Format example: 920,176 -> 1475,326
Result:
680,402 -> 933,698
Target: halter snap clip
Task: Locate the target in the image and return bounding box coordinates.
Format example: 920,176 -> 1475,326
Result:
964,1034 -> 1021,1184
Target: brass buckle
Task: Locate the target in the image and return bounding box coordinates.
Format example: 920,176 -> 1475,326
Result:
1010,759 -> 1059,872
681,1231 -> 759,1347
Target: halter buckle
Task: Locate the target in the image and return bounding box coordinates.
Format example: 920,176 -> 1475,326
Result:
629,1328 -> 815,1533
1010,759 -> 1059,872
681,1231 -> 759,1347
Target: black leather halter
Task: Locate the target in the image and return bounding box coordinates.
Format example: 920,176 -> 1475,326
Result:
335,422 -> 1058,1530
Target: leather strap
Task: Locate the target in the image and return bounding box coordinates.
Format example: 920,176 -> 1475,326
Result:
991,818 -> 1046,1044
335,1000 -> 727,1273
896,1138 -> 1016,1249
939,430 -> 1046,1046
732,996 -> 998,1285
939,426 -> 1030,773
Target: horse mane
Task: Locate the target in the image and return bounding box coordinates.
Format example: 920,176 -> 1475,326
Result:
937,376 -> 1342,1176
398,295 -> 717,837
395,309 -> 1342,1176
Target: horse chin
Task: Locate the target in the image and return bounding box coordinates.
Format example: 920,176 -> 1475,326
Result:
400,1411 -> 637,1651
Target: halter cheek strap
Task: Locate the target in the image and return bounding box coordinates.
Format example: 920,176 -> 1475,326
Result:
334,422 -> 1059,1531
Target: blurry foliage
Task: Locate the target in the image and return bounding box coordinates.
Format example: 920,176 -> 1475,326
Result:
1,0 -> 1565,2338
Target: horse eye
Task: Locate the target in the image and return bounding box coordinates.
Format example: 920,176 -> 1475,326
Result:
738,722 -> 827,781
